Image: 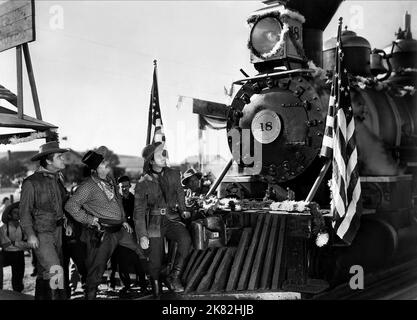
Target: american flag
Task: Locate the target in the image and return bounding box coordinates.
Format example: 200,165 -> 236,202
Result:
146,60 -> 167,149
320,18 -> 361,245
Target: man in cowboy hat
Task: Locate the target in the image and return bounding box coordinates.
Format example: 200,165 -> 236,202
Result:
181,168 -> 213,196
134,142 -> 191,298
65,148 -> 142,300
19,141 -> 69,300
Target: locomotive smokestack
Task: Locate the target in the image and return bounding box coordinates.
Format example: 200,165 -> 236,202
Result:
283,0 -> 344,67
405,11 -> 412,39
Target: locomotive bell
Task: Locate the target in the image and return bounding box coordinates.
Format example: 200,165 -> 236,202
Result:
370,51 -> 387,76
323,29 -> 372,76
383,12 -> 417,83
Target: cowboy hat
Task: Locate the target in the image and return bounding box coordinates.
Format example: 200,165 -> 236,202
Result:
31,141 -> 68,161
181,168 -> 202,186
82,150 -> 104,170
142,142 -> 163,172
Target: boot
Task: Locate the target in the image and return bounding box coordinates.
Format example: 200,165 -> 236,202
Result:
35,279 -> 52,300
151,279 -> 161,299
51,289 -> 67,300
165,269 -> 184,293
85,286 -> 97,300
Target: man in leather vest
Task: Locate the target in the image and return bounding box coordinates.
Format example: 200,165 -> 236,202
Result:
20,141 -> 69,300
134,142 -> 191,298
65,148 -> 142,300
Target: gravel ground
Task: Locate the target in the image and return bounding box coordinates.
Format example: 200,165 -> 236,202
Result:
2,252 -> 155,300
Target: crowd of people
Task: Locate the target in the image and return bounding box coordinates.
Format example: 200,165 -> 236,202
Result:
0,141 -> 211,300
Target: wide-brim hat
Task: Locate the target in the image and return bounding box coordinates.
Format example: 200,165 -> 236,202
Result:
31,141 -> 68,161
82,150 -> 104,170
142,142 -> 163,171
181,168 -> 202,186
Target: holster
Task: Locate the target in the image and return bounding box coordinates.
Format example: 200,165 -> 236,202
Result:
89,227 -> 105,248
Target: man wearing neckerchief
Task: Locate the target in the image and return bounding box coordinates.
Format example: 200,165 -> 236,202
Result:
65,147 -> 142,300
134,142 -> 191,298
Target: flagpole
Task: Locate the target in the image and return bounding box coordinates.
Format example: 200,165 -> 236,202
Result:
305,159 -> 331,202
205,158 -> 233,197
305,17 -> 343,203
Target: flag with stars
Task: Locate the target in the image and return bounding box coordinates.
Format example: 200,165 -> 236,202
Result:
320,18 -> 361,245
146,60 -> 167,150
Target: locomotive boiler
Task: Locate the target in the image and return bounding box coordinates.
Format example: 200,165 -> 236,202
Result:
187,0 -> 417,297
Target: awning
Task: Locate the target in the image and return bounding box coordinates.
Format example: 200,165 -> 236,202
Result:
0,106 -> 57,130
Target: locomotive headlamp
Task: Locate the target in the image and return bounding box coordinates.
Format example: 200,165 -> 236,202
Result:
250,17 -> 283,57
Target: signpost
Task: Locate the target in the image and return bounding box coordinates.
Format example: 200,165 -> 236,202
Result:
0,0 -> 41,120
0,0 -> 56,144
0,0 -> 35,53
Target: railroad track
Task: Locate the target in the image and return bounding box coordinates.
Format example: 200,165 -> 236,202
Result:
314,258 -> 417,300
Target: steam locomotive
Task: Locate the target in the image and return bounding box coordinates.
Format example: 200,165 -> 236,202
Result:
187,0 -> 417,296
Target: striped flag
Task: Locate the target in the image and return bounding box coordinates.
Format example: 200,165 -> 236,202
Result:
320,18 -> 361,245
146,60 -> 167,153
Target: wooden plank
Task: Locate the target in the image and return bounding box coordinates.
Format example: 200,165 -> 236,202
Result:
16,45 -> 23,119
0,0 -> 29,17
271,216 -> 287,290
0,112 -> 56,129
225,227 -> 252,291
196,247 -> 227,292
0,1 -> 35,53
184,249 -> 217,293
0,84 -> 18,106
210,247 -> 237,292
185,249 -> 211,284
248,214 -> 272,290
23,43 -> 42,120
259,214 -> 279,289
0,15 -> 33,37
181,250 -> 200,284
237,214 -> 265,290
250,211 -> 258,227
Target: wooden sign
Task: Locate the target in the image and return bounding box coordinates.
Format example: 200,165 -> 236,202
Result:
192,98 -> 228,120
0,0 -> 35,53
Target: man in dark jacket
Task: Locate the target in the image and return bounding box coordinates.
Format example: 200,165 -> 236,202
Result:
19,141 -> 69,300
134,142 -> 191,298
65,149 -> 142,300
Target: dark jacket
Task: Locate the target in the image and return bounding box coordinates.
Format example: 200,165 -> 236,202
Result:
134,167 -> 185,238
20,170 -> 67,238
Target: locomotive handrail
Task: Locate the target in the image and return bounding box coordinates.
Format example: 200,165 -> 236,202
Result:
233,68 -> 314,85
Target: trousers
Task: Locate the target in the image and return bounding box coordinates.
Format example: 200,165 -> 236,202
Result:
82,227 -> 141,297
147,217 -> 191,280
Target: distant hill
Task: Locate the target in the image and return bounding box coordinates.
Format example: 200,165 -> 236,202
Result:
118,155 -> 143,174
0,150 -> 143,174
0,151 -> 230,176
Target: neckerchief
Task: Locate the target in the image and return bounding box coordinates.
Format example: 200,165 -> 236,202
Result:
150,167 -> 168,203
92,175 -> 115,201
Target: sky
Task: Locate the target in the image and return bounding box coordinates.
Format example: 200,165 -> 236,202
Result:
0,0 -> 416,164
